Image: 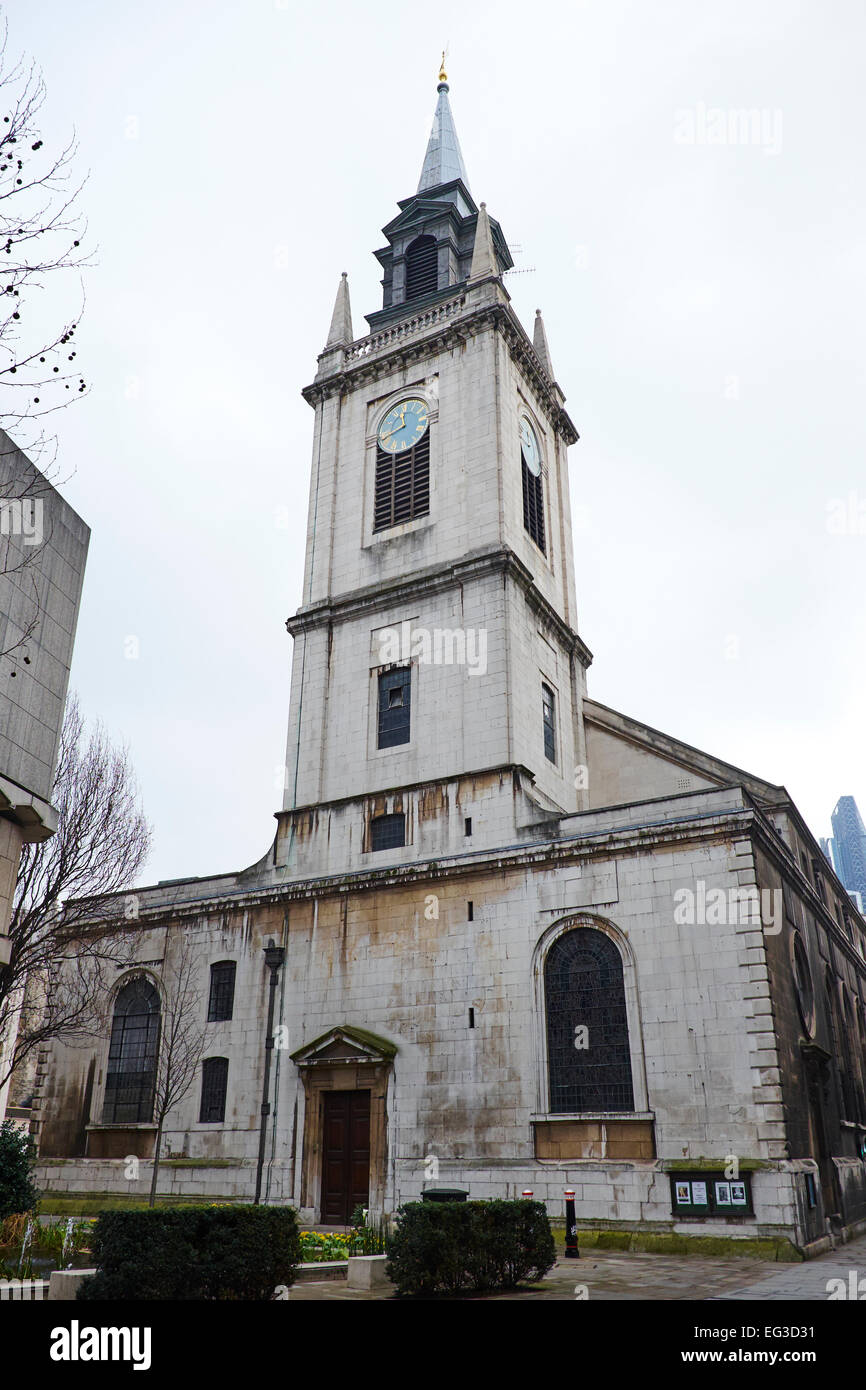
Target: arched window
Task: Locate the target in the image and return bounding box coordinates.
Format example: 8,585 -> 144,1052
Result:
825,970 -> 856,1122
405,235 -> 438,300
207,961 -> 236,1022
791,931 -> 814,1035
842,989 -> 865,1124
199,1057 -> 229,1124
102,978 -> 160,1124
545,928 -> 634,1113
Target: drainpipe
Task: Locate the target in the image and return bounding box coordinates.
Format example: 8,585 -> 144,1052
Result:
254,939 -> 285,1204
263,909 -> 290,1203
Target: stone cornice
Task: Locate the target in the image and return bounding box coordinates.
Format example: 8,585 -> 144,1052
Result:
303,295 -> 578,445
285,543 -> 593,669
80,799 -> 762,929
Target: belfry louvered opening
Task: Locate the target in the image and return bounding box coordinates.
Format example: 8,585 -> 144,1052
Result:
522,451 -> 545,552
374,431 -> 430,531
405,234 -> 438,300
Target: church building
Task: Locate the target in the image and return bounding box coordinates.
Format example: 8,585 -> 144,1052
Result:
34,69 -> 866,1256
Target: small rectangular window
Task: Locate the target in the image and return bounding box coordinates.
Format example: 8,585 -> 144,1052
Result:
207,962 -> 236,1023
199,1057 -> 229,1123
370,812 -> 405,851
378,667 -> 411,748
542,683 -> 556,763
464,817 -> 472,837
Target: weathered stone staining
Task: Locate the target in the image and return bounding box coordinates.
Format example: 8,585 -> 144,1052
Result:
34,76 -> 866,1255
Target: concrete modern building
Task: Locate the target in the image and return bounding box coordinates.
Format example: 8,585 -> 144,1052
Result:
0,428 -> 89,1121
34,73 -> 866,1255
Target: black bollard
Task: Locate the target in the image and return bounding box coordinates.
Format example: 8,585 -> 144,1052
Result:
564,1189 -> 579,1258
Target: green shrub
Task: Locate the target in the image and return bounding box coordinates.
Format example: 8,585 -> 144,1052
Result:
0,1120 -> 39,1222
77,1204 -> 302,1301
386,1199 -> 556,1297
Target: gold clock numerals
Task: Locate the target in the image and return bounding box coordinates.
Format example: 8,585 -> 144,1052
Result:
377,397 -> 430,453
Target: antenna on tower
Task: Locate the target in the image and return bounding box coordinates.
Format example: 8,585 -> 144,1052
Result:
503,238 -> 535,276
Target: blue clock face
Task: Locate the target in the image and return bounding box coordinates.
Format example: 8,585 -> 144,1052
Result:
377,398 -> 429,453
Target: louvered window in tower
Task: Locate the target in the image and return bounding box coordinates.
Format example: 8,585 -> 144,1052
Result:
405,235 -> 439,300
374,431 -> 430,531
522,451 -> 545,552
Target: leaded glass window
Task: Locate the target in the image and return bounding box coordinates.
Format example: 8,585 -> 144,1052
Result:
102,978 -> 160,1124
207,961 -> 236,1022
542,684 -> 556,763
378,668 -> 411,748
199,1057 -> 229,1124
545,929 -> 634,1113
370,812 -> 405,851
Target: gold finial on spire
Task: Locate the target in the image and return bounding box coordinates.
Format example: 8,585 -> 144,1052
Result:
438,50 -> 447,82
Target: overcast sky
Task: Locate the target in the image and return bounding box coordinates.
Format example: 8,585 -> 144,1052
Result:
11,0 -> 866,885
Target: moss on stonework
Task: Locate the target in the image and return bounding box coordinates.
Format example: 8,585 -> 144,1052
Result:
161,1159 -> 241,1168
37,1193 -> 243,1216
664,1159 -> 770,1172
572,1229 -> 802,1262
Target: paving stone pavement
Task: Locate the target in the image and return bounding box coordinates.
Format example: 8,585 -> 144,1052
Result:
713,1233 -> 866,1301
287,1234 -> 866,1301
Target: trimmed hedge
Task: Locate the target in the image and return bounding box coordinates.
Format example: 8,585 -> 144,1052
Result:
77,1204 -> 302,1301
386,1199 -> 556,1297
0,1120 -> 39,1222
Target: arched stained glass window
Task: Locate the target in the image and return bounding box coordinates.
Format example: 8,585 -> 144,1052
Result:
545,928 -> 634,1113
102,978 -> 160,1124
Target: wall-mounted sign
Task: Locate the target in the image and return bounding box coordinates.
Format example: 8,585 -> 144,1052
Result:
669,1171 -> 754,1218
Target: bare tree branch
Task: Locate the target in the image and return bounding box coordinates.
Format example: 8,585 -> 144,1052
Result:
148,932 -> 208,1205
0,694 -> 152,1094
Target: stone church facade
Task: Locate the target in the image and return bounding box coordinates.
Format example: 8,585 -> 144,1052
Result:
34,74 -> 866,1255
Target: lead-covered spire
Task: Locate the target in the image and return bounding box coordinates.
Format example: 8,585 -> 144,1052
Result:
417,61 -> 471,194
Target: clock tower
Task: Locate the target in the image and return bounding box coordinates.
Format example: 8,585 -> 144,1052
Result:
276,66 -> 591,880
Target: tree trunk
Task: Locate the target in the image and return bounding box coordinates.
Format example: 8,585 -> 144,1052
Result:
148,1119 -> 165,1208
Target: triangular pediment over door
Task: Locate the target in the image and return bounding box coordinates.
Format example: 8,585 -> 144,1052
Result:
290,1024 -> 398,1068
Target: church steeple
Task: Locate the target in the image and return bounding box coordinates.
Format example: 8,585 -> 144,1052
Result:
366,64 -> 512,328
417,61 -> 471,194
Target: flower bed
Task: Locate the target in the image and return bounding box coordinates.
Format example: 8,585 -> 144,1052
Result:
299,1226 -> 386,1263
